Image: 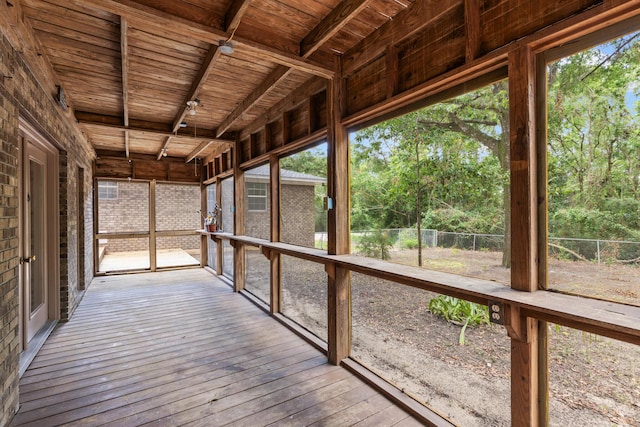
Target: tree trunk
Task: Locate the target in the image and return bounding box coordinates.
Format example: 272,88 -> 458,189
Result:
416,138 -> 423,267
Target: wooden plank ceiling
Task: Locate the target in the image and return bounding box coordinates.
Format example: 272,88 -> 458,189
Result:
18,0 -> 416,163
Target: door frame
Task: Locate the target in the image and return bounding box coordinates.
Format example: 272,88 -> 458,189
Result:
18,118 -> 60,352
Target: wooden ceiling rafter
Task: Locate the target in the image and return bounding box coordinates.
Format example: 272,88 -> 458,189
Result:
224,0 -> 253,33
0,1 -> 88,145
67,0 -> 334,78
300,0 -> 375,57
464,0 -> 481,63
120,16 -> 130,158
161,0 -> 253,162
156,136 -> 172,161
216,0 -> 370,139
185,139 -> 216,164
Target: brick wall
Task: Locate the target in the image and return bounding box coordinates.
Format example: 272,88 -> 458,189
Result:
245,182 -> 270,240
97,181 -> 200,253
281,184 -> 316,247
0,32 -> 95,426
222,178 -> 316,245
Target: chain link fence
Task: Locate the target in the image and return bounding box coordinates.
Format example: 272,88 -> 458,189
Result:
344,229 -> 640,264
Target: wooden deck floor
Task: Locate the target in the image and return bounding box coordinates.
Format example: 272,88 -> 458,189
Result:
11,269 -> 424,427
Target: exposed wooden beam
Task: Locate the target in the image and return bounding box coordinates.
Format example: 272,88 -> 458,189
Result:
342,0 -> 459,76
156,136 -> 171,161
124,130 -> 130,158
171,0 -> 251,135
121,16 -> 130,159
172,46 -> 222,133
75,111 -> 232,142
301,0 -> 374,57
220,0 -> 362,137
225,0 -> 252,32
120,16 -> 129,128
185,140 -> 215,163
465,0 -> 481,62
240,77 -> 327,140
68,0 -> 333,78
216,66 -> 289,137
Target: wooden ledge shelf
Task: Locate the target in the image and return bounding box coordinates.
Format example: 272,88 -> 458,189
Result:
211,234 -> 640,346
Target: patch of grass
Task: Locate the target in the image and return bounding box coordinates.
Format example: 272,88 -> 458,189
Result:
428,295 -> 489,345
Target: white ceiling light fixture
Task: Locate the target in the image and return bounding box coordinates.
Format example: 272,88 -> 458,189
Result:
219,40 -> 234,55
186,99 -> 200,116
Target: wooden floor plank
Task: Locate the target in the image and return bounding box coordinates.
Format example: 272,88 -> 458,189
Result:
307,394 -> 395,426
352,404 -> 412,426
267,383 -> 380,426
11,269 -> 424,427
223,375 -> 365,427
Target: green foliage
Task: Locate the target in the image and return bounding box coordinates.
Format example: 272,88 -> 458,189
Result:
397,229 -> 419,249
428,295 -> 489,345
350,32 -> 640,267
356,230 -> 393,260
423,208 -> 503,235
550,207 -> 640,240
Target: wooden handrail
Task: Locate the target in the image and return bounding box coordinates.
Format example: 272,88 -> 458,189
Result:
200,231 -> 640,346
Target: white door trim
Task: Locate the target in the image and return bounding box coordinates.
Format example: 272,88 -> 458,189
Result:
18,118 -> 60,351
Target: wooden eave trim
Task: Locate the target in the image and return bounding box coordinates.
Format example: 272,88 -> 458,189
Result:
209,234 -> 640,346
343,52 -> 508,130
341,0 -> 460,77
239,128 -> 328,170
68,0 -> 334,78
240,76 -> 327,140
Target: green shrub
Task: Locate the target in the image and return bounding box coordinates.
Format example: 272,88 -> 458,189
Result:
357,230 -> 393,260
397,229 -> 419,249
428,295 -> 489,345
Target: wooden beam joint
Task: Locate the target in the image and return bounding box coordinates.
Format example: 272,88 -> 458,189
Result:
260,245 -> 271,259
505,304 -> 536,343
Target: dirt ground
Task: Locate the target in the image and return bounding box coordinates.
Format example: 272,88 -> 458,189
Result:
244,248 -> 640,426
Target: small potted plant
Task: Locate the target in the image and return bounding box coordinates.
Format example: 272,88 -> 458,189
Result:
203,204 -> 220,232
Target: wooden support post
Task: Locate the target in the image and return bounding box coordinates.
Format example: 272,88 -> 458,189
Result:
536,50 -> 551,427
215,179 -> 223,275
327,57 -> 350,365
269,155 -> 281,314
509,45 -> 540,427
149,180 -> 157,271
93,175 -> 100,275
200,184 -> 207,267
233,136 -> 245,293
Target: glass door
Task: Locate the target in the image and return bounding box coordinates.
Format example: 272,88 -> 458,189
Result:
23,141 -> 48,345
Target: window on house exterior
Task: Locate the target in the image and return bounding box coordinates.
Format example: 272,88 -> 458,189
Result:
98,181 -> 118,200
247,182 -> 267,211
